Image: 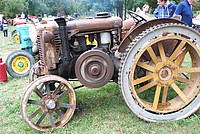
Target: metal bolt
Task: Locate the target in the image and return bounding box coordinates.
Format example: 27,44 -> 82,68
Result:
172,66 -> 176,70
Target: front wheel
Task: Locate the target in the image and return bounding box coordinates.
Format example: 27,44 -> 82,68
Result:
21,75 -> 76,131
6,50 -> 35,77
11,30 -> 20,44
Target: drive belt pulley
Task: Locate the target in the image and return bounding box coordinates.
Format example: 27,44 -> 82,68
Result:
75,50 -> 114,88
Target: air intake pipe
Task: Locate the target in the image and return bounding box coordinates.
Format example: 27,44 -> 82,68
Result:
54,18 -> 72,78
55,18 -> 71,62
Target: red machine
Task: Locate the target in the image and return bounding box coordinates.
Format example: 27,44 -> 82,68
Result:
0,58 -> 8,82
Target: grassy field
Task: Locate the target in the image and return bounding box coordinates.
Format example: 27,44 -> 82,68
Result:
0,26 -> 199,134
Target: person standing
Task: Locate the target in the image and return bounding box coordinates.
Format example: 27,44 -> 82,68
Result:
2,16 -> 8,37
154,0 -> 176,18
174,0 -> 196,27
136,4 -> 151,20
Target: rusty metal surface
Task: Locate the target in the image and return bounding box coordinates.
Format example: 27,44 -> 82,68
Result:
21,75 -> 76,131
29,60 -> 45,82
75,50 -> 114,88
119,18 -> 185,53
21,13 -> 200,132
37,21 -> 59,33
36,26 -> 61,73
67,16 -> 122,32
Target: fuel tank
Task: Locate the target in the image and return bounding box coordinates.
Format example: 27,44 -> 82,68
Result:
67,16 -> 122,32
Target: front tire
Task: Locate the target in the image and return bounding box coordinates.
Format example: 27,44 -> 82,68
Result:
21,75 -> 76,131
6,50 -> 35,77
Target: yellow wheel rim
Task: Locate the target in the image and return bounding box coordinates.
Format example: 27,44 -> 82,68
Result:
13,34 -> 20,43
12,56 -> 30,74
130,34 -> 200,113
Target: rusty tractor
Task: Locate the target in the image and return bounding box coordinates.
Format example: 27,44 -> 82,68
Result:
20,12 -> 200,131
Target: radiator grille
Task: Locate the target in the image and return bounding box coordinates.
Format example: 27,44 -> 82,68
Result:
37,33 -> 61,66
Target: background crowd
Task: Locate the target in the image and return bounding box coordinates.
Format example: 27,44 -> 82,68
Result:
0,0 -> 199,38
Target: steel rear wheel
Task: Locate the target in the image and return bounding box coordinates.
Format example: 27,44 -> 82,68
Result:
21,75 -> 76,131
119,23 -> 200,121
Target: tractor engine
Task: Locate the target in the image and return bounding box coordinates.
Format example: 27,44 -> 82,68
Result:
35,13 -> 122,88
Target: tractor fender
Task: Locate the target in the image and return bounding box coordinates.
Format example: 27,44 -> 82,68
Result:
118,18 -> 185,53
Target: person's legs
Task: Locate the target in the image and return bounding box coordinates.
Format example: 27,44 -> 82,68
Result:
3,30 -> 6,37
5,30 -> 8,37
3,30 -> 8,37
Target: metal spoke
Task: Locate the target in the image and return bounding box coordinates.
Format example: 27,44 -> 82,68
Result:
137,62 -> 155,72
49,113 -> 56,127
133,74 -> 154,85
158,42 -> 166,62
36,113 -> 46,126
39,83 -> 45,91
171,83 -> 187,102
175,49 -> 188,66
169,40 -> 186,61
60,103 -> 73,109
136,81 -> 157,94
34,88 -> 43,98
55,109 -> 63,118
152,86 -> 161,110
53,83 -> 64,95
162,86 -> 169,103
179,67 -> 200,73
28,99 -> 40,105
147,46 -> 159,64
57,90 -> 67,99
45,82 -> 51,94
29,108 -> 42,120
176,76 -> 189,83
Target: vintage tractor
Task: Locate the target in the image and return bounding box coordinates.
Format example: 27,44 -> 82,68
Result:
6,23 -> 36,77
20,12 -> 200,131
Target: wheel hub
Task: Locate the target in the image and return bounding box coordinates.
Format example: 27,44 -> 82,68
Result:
89,64 -> 101,76
159,66 -> 172,81
46,99 -> 56,110
18,62 -> 24,68
41,95 -> 58,111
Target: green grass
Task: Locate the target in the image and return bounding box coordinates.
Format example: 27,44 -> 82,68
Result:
0,26 -> 199,134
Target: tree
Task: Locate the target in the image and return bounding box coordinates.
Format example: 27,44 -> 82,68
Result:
3,0 -> 28,18
0,0 -> 200,19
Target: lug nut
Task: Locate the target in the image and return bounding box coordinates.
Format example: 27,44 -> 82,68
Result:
172,66 -> 176,70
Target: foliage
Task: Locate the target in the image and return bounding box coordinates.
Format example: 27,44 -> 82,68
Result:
0,0 -> 200,20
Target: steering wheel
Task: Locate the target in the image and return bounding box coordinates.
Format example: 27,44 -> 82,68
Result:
128,10 -> 147,24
